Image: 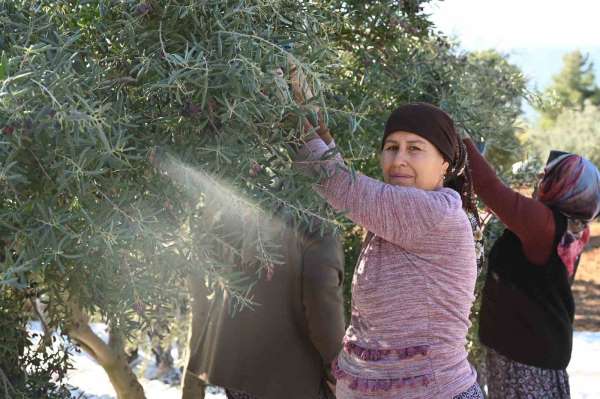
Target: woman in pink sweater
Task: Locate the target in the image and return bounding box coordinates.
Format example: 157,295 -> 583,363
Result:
295,103 -> 482,398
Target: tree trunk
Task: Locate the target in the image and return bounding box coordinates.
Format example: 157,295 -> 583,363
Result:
66,300 -> 146,399
181,371 -> 206,399
103,350 -> 146,399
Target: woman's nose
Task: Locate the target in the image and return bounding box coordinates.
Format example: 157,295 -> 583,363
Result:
392,150 -> 409,166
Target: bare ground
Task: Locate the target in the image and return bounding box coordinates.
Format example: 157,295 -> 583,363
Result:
573,222 -> 600,331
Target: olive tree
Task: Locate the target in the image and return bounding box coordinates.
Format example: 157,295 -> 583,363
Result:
0,1 -> 335,397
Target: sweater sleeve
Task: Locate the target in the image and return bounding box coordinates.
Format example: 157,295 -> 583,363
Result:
296,138 -> 460,247
464,138 -> 555,265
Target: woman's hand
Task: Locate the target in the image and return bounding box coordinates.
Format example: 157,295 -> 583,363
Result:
303,111 -> 333,145
459,126 -> 487,155
289,62 -> 333,144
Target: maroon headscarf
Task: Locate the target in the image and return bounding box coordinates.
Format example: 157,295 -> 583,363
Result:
382,103 -> 473,211
383,102 -> 458,164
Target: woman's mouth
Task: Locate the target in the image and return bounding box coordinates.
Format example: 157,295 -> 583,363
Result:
389,174 -> 414,184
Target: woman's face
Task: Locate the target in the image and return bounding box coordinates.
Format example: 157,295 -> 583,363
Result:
380,131 -> 449,191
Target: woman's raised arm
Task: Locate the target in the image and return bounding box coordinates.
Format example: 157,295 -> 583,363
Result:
296,138 -> 460,247
464,138 -> 555,265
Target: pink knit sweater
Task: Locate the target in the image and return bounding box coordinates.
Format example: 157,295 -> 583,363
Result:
297,138 -> 478,398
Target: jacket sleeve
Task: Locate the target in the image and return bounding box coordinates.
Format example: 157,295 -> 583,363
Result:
464,138 -> 555,265
301,230 -> 345,381
296,138 -> 459,247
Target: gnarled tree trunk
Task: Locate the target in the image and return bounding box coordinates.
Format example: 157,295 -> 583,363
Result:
66,300 -> 146,399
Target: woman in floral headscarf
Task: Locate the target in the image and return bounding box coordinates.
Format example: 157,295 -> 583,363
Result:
464,139 -> 600,399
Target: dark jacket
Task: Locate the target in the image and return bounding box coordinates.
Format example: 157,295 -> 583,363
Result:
184,220 -> 345,399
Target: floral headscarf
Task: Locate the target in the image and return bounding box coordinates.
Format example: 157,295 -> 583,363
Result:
537,153 -> 600,278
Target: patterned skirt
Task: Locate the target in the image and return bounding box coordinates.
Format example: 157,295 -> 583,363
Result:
455,383 -> 485,399
486,348 -> 571,399
227,383 -> 481,399
334,382 -> 483,399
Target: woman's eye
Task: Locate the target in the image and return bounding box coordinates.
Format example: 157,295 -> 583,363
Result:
385,145 -> 398,152
408,146 -> 422,152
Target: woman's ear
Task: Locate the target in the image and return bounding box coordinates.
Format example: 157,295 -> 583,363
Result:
442,160 -> 450,177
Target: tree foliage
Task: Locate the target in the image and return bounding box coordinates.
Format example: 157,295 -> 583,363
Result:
530,50 -> 600,166
532,101 -> 600,165
0,287 -> 71,399
1,1 -> 335,397
537,50 -> 600,128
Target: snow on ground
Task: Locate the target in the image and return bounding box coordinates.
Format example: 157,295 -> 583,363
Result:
67,353 -> 226,399
27,322 -> 600,398
65,330 -> 600,399
567,332 -> 600,399
64,323 -> 195,399
26,321 -> 226,399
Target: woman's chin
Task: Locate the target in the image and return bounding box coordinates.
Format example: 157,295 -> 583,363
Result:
389,178 -> 416,188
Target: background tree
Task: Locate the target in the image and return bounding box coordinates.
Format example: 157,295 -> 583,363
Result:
537,50 -> 600,128
531,101 -> 600,165
529,50 -> 600,166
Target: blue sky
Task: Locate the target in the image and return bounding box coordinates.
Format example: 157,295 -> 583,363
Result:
424,0 -> 600,119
